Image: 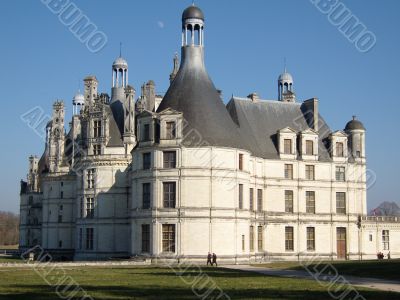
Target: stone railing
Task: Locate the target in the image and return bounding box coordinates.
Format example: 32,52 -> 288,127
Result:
362,216 -> 400,223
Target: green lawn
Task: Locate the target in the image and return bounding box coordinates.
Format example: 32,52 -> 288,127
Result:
0,266 -> 397,300
253,259 -> 400,281
0,256 -> 24,264
0,245 -> 18,250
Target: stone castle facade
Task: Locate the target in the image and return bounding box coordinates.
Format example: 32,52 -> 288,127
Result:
20,5 -> 400,262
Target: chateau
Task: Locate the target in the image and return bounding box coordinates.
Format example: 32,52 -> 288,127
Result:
20,5 -> 400,262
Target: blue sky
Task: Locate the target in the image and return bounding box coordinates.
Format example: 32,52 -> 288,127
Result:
0,0 -> 399,213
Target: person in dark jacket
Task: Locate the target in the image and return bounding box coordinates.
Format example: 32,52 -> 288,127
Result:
212,253 -> 217,266
207,252 -> 212,266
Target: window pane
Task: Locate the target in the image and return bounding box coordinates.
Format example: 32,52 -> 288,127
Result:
307,227 -> 315,251
143,153 -> 151,170
306,191 -> 315,214
239,154 -> 244,170
166,122 -> 176,139
239,184 -> 243,209
162,224 -> 175,252
336,192 -> 346,214
285,190 -> 293,213
284,139 -> 292,154
306,140 -> 314,155
285,227 -> 294,251
249,226 -> 254,252
285,164 -> 293,179
163,151 -> 176,169
163,182 -> 176,208
336,167 -> 346,181
257,189 -> 263,212
306,165 -> 315,180
336,142 -> 344,157
257,226 -> 263,251
249,188 -> 254,211
143,183 -> 151,209
141,224 -> 150,253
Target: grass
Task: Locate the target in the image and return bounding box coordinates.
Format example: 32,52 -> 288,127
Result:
253,259 -> 400,281
0,245 -> 18,250
0,266 -> 397,300
0,256 -> 24,264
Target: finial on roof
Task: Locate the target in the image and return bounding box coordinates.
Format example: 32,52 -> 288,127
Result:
352,115 -> 357,120
119,42 -> 122,57
192,0 -> 195,6
284,57 -> 287,73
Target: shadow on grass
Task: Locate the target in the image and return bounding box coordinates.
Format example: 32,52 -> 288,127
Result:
1,283 -> 398,300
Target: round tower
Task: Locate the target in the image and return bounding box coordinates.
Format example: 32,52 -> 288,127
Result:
72,91 -> 84,115
278,69 -> 295,102
182,4 -> 204,47
345,116 -> 366,159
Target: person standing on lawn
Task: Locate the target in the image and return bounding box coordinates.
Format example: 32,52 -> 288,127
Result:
212,253 -> 217,266
207,252 -> 212,266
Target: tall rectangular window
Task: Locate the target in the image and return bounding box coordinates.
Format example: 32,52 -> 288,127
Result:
162,224 -> 175,252
336,166 -> 346,182
163,182 -> 176,208
143,124 -> 150,141
249,226 -> 254,252
284,164 -> 293,179
306,140 -> 314,155
336,192 -> 346,214
93,120 -> 102,138
305,165 -> 315,180
78,228 -> 82,250
238,184 -> 243,209
306,191 -> 316,214
163,151 -> 177,169
142,183 -> 151,209
86,228 -> 94,250
239,153 -> 244,170
382,230 -> 390,250
285,190 -> 294,213
86,197 -> 94,218
307,227 -> 315,251
93,144 -> 101,156
285,227 -> 294,251
143,152 -> 151,170
257,189 -> 263,212
336,142 -> 344,157
166,121 -> 176,139
257,226 -> 263,251
141,224 -> 150,253
249,188 -> 254,211
284,139 -> 292,154
242,235 -> 245,252
87,169 -> 95,189
80,198 -> 84,218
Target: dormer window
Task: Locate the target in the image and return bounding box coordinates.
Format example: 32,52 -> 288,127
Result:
306,140 -> 314,155
166,121 -> 176,139
284,139 -> 292,154
278,127 -> 296,159
143,124 -> 150,141
93,120 -> 102,138
336,142 -> 344,157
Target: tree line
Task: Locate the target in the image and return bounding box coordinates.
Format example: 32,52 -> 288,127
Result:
0,211 -> 19,246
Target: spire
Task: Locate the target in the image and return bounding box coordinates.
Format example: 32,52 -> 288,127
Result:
169,52 -> 180,84
284,57 -> 287,73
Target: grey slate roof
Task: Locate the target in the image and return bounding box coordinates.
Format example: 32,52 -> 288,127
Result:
226,97 -> 333,161
106,105 -> 124,147
157,46 -> 246,150
345,119 -> 365,131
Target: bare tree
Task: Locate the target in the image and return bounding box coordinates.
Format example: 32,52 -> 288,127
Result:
0,211 -> 19,245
